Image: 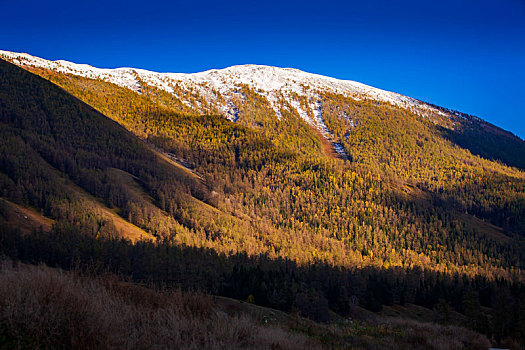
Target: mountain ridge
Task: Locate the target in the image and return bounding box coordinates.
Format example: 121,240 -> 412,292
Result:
0,50 -> 486,129
6,49 -> 525,169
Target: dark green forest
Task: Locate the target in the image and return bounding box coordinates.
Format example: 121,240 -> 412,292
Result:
1,58 -> 524,346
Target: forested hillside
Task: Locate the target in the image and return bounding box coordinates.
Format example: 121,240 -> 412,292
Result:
1,58 -> 525,347
17,60 -> 525,274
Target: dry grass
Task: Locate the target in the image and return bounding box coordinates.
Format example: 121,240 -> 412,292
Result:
0,261 -> 321,349
0,260 -> 494,349
0,198 -> 54,234
320,317 -> 492,350
379,318 -> 491,350
266,304 -> 492,350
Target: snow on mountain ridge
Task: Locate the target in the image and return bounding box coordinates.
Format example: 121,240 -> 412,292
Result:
1,50 -> 460,149
0,50 -> 446,113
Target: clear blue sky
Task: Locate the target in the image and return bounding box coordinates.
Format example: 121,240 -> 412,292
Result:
1,0 -> 524,138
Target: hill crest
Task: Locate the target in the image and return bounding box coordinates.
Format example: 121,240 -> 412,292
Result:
0,50 -> 476,125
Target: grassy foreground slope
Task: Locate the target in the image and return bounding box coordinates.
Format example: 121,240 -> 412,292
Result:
0,260 -> 320,350
0,260 -> 492,350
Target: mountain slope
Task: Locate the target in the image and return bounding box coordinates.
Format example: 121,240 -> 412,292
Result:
2,53 -> 524,269
0,50 -> 448,118
1,53 -> 525,345
2,50 -> 524,168
0,57 -> 215,242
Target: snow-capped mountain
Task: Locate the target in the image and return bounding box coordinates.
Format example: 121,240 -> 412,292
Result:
0,50 -> 475,157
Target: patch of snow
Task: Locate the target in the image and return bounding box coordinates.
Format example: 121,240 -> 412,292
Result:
333,143 -> 347,158
226,101 -> 239,122
310,100 -> 331,136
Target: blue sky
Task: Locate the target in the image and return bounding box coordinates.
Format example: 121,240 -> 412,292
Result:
1,0 -> 524,138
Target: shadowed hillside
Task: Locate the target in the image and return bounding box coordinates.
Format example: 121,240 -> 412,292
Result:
0,58 -> 215,242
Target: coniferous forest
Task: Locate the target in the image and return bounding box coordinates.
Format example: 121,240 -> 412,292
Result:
1,57 -> 525,348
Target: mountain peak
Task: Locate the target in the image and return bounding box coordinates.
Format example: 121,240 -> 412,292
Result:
3,50 -> 488,145
0,50 -> 428,110
2,49 -> 486,160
